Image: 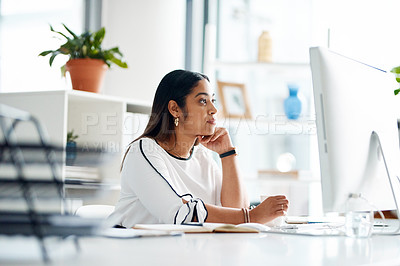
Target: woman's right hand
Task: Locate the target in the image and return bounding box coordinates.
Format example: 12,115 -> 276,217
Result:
249,195 -> 289,224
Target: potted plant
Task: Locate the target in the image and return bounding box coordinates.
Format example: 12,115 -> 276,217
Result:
390,66 -> 400,95
39,24 -> 128,93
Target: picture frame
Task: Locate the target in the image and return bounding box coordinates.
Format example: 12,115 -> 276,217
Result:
217,81 -> 252,119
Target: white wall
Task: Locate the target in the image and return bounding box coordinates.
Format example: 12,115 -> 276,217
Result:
0,1 -> 84,93
101,0 -> 186,102
321,0 -> 400,116
325,0 -> 400,71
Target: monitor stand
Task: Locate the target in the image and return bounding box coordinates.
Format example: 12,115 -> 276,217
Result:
372,131 -> 400,235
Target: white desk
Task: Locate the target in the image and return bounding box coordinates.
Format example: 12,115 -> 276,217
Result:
2,231 -> 400,265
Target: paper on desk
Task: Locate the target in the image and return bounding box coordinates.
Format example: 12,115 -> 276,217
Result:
100,228 -> 182,238
134,224 -> 212,233
268,221 -> 345,236
134,223 -> 269,233
285,215 -> 345,224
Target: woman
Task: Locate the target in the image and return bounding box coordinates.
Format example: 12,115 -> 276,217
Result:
111,70 -> 288,227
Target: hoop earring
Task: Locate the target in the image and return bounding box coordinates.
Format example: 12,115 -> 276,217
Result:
174,117 -> 179,127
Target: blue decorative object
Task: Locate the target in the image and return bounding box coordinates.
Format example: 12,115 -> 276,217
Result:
284,85 -> 302,120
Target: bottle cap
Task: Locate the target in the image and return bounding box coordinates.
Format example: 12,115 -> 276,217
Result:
348,193 -> 362,198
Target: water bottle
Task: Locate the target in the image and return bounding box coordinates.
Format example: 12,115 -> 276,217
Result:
344,193 -> 374,238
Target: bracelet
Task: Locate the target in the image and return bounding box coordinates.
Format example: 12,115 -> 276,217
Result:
219,148 -> 237,159
241,208 -> 250,223
241,208 -> 247,223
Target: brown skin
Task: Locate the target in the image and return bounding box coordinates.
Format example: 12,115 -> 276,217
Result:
158,79 -> 289,224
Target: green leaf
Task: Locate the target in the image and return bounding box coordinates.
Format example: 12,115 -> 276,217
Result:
67,129 -> 79,142
94,27 -> 105,46
390,66 -> 400,74
90,48 -> 100,56
49,51 -> 61,66
81,32 -> 91,42
59,44 -> 72,55
103,48 -> 128,68
38,50 -> 53,56
61,64 -> 67,77
82,45 -> 87,56
49,24 -> 70,41
62,23 -> 79,39
108,55 -> 128,68
395,89 -> 400,95
107,47 -> 123,56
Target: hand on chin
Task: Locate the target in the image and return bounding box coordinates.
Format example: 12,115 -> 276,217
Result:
196,127 -> 232,154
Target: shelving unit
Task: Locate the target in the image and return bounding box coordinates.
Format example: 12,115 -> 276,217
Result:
208,63 -> 319,214
0,90 -> 151,207
204,24 -> 320,215
204,30 -> 317,166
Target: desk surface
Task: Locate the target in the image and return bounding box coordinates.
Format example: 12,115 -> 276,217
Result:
2,231 -> 400,266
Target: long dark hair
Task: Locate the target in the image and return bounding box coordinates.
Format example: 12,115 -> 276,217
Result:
121,69 -> 209,169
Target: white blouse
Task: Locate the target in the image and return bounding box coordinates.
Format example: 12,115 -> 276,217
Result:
109,137 -> 223,228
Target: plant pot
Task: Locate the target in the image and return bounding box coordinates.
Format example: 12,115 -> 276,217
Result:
66,58 -> 108,93
66,141 -> 77,165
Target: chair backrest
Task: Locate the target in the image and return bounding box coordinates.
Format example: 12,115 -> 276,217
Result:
75,205 -> 115,219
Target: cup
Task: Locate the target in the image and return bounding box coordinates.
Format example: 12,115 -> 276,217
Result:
260,195 -> 287,227
345,211 -> 373,238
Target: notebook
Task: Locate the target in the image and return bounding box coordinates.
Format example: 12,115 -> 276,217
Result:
133,222 -> 271,233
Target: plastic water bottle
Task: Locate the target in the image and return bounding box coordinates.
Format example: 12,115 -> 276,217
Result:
344,193 -> 374,238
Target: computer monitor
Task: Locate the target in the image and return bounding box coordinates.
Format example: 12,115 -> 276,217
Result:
310,47 -> 400,214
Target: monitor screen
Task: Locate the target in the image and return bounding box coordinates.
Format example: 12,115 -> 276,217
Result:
310,47 -> 400,214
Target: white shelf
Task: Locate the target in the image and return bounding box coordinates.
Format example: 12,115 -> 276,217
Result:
0,89 -> 151,205
66,90 -> 152,114
126,101 -> 151,114
0,90 -> 152,114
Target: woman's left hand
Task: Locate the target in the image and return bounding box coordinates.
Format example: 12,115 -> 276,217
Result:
198,127 -> 234,154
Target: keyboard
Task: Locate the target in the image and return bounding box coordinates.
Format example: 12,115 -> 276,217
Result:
270,217 -> 400,236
